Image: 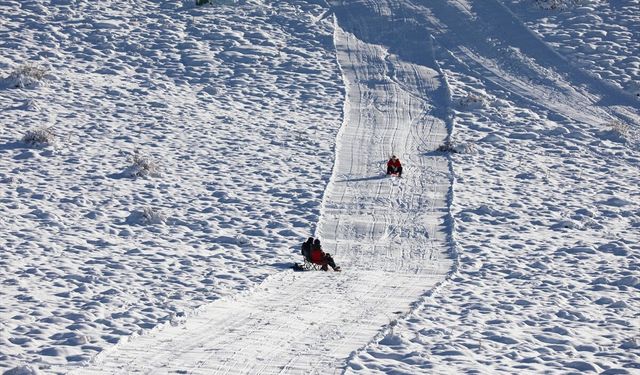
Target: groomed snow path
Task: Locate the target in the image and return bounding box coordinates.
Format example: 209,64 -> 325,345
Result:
69,2 -> 452,374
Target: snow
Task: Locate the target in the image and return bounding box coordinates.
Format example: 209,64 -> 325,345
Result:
1,0 -> 342,371
1,0 -> 639,374
344,1 -> 640,374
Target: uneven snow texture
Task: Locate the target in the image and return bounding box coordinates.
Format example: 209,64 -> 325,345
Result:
1,0 -> 639,374
346,0 -> 640,374
514,0 -> 640,99
53,1 -> 454,373
0,0 -> 343,370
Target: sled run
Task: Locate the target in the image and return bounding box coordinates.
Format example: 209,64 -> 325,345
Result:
66,1 -> 453,374
55,0 -> 639,374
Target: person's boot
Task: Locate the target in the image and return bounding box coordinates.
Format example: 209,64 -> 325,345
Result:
333,266 -> 341,272
321,264 -> 328,271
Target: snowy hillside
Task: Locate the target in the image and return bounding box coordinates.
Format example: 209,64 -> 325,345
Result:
1,0 -> 639,374
346,0 -> 640,373
1,0 -> 343,370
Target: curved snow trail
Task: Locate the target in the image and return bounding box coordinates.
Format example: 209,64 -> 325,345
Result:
65,2 -> 452,374
414,0 -> 638,123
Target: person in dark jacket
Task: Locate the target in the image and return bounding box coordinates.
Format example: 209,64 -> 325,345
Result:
301,237 -> 314,261
310,239 -> 341,271
387,155 -> 402,177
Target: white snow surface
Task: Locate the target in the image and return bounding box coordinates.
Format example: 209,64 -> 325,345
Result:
58,0 -> 455,371
1,0 -> 343,371
1,0 -> 639,374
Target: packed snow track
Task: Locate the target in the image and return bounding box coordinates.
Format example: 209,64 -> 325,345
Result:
64,1 -> 453,374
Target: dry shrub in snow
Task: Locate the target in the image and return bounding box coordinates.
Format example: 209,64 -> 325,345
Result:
457,93 -> 486,109
125,149 -> 161,178
126,207 -> 166,225
2,63 -> 48,89
596,119 -> 631,144
535,0 -> 571,9
533,0 -> 601,10
141,207 -> 165,225
437,140 -> 476,154
22,127 -> 55,147
607,120 -> 630,138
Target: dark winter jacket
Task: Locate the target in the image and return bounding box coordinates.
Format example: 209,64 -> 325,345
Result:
301,239 -> 313,260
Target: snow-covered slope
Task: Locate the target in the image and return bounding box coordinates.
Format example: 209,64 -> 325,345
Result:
1,0 -> 639,374
56,1 -> 455,373
515,0 -> 640,100
0,0 -> 343,371
346,0 -> 640,374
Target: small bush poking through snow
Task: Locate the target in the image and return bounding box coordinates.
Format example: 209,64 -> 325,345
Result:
607,120 -> 630,139
2,63 -> 48,89
23,98 -> 40,111
142,207 -> 165,225
437,140 -> 475,154
124,149 -> 161,178
126,207 -> 166,225
533,0 -> 601,10
457,93 -> 486,109
22,127 -> 55,147
534,0 -> 568,9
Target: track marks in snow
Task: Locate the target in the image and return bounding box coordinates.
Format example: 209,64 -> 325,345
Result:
63,1 -> 453,373
347,1 -> 640,373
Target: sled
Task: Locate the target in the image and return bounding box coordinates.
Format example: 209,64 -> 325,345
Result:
292,258 -> 324,271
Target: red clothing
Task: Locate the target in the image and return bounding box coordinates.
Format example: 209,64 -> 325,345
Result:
310,248 -> 326,264
387,158 -> 401,168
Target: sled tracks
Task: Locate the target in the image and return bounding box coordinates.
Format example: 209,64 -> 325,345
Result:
68,2 -> 453,374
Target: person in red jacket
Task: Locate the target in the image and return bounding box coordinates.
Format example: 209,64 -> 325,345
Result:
387,155 -> 403,177
310,239 -> 341,271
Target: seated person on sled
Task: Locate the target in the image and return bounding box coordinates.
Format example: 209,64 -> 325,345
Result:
309,239 -> 341,272
387,155 -> 402,177
301,237 -> 313,260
